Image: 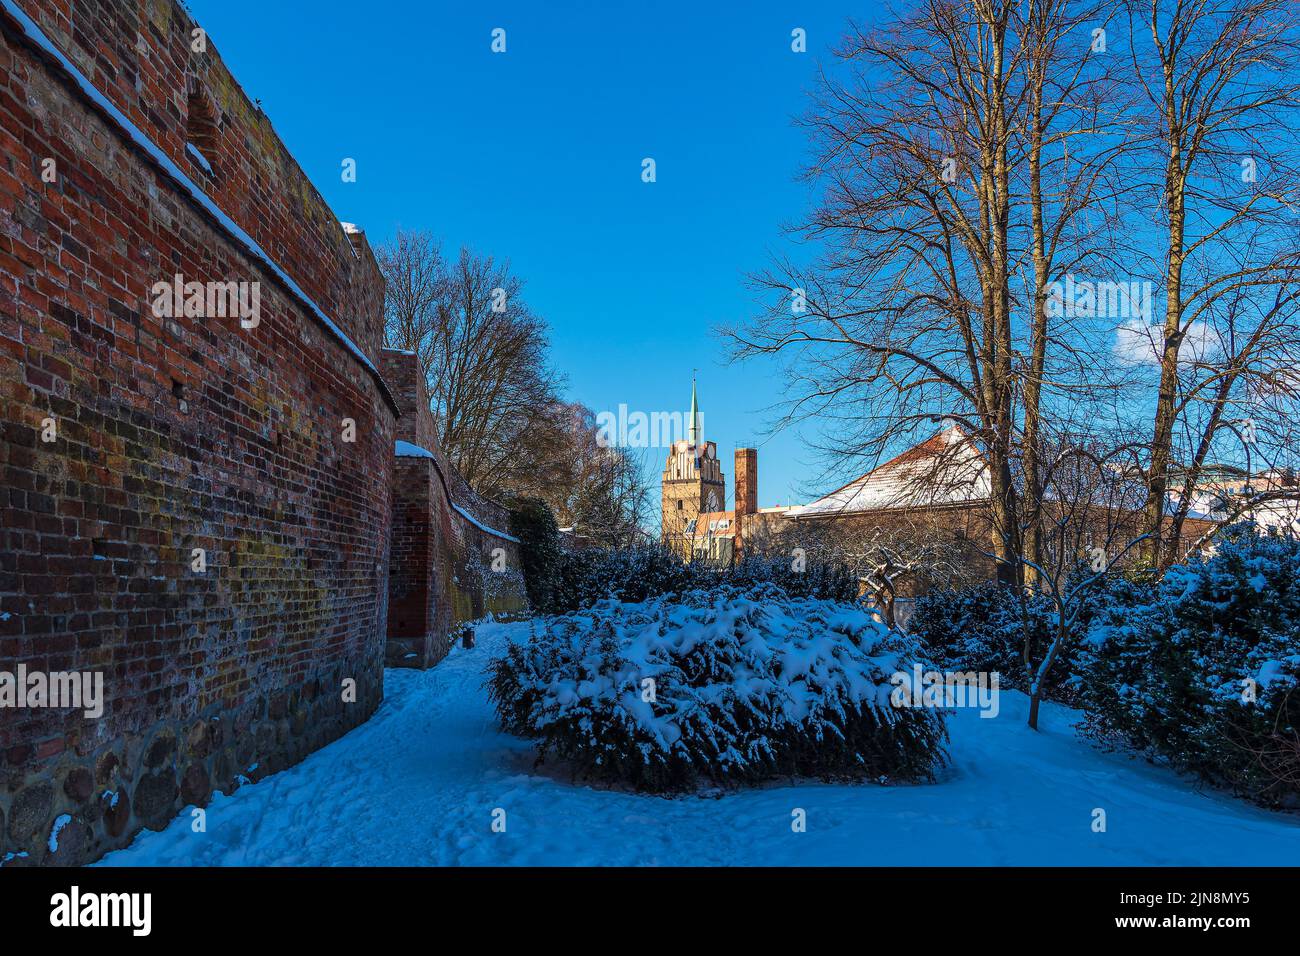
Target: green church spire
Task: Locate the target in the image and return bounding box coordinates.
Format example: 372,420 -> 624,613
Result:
689,374 -> 700,446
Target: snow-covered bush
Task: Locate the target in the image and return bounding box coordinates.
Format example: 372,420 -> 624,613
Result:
488,585 -> 948,792
724,555 -> 859,604
1078,528 -> 1300,809
542,546 -> 859,616
908,582 -> 1089,704
548,545 -> 694,615
509,498 -> 562,612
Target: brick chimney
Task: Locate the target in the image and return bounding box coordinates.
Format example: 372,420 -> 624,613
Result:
734,447 -> 757,561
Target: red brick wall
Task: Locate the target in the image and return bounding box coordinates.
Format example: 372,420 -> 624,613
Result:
380,348 -> 527,668
734,447 -> 757,560
386,457 -> 442,666
4,0 -> 386,363
381,348 -> 441,456
0,0 -> 395,864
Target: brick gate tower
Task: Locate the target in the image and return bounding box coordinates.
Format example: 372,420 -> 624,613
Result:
661,378 -> 726,558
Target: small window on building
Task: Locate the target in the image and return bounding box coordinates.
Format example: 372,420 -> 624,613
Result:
186,80 -> 220,176
676,500 -> 683,510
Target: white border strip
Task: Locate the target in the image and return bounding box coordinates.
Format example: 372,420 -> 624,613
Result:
2,0 -> 384,384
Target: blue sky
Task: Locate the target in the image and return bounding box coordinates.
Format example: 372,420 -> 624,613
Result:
187,0 -> 870,514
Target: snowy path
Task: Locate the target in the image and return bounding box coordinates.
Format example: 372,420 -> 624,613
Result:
98,621 -> 1300,866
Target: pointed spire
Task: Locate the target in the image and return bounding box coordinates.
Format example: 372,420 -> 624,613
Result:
688,373 -> 700,446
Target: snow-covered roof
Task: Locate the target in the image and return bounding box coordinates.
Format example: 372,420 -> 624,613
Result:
790,426 -> 990,519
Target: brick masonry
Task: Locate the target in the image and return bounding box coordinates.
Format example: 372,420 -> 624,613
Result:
0,0 -> 400,864
733,447 -> 756,560
381,348 -> 527,670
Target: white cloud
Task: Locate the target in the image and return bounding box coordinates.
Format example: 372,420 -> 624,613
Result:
1113,319 -> 1219,366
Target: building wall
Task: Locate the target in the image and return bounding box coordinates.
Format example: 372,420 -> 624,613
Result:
387,457 -> 441,666
0,0 -> 397,865
381,349 -> 527,669
781,504 -> 997,629
766,501 -> 1218,600
661,440 -> 726,560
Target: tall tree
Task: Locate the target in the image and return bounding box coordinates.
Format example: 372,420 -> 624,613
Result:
729,0 -> 1118,586
1017,0 -> 1128,584
1126,0 -> 1300,567
546,404 -> 653,547
379,230 -> 567,500
377,230 -> 653,542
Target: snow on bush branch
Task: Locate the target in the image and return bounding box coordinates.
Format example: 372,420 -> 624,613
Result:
1078,527 -> 1300,809
488,585 -> 947,792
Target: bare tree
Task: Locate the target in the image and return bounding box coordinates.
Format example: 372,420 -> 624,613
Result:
723,0 -> 1300,731
427,247 -> 568,497
1018,0 -> 1132,584
377,228 -> 446,359
727,0 -> 1122,588
1007,438 -> 1156,728
547,403 -> 654,547
378,231 -> 569,500
1122,0 -> 1300,567
377,231 -> 653,543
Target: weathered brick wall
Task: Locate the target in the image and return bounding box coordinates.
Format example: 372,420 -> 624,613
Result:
0,0 -> 396,865
381,348 -> 527,669
381,347 -> 441,458
733,447 -> 757,560
3,0 -> 386,362
756,502 -> 1219,603
386,457 -> 442,666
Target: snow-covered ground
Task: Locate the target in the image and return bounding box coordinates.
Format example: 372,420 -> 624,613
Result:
98,620 -> 1300,866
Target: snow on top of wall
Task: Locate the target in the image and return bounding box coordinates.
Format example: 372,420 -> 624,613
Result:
48,813 -> 72,852
185,141 -> 213,173
1,1 -> 382,383
394,439 -> 435,459
339,222 -> 363,259
451,503 -> 520,544
393,441 -> 520,543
